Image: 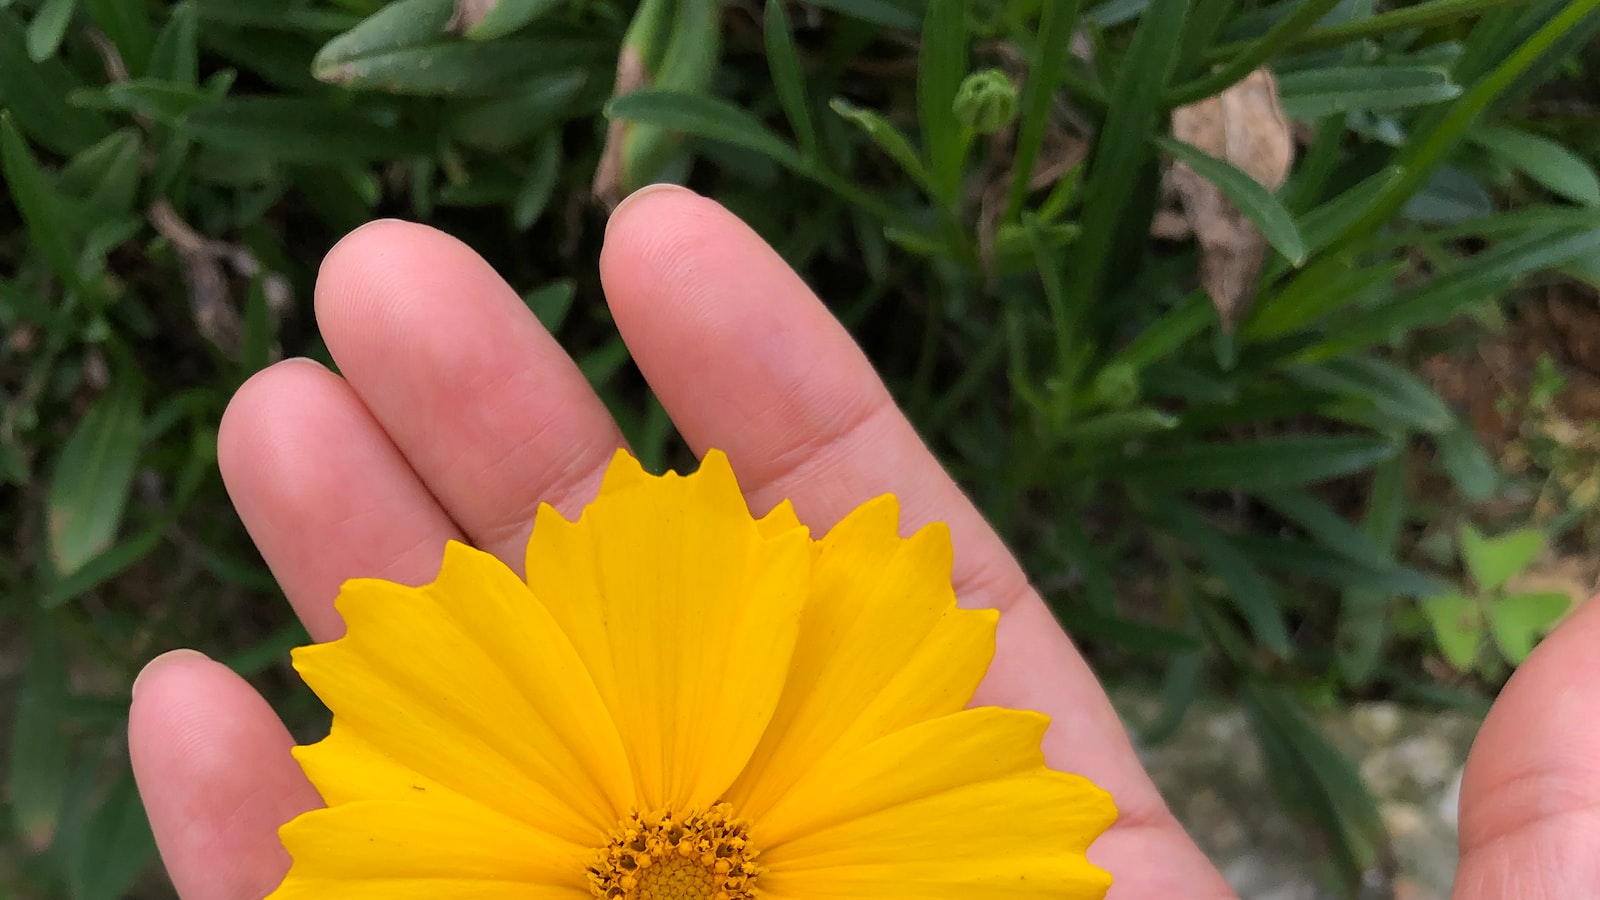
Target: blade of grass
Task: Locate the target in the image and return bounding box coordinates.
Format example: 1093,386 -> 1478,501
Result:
764,0 -> 817,159
1167,0 -> 1343,106
918,0 -> 969,207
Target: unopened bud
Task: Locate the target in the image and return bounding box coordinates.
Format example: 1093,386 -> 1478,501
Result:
953,69 -> 1018,135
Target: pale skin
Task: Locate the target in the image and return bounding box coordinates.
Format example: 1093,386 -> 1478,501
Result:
128,184 -> 1600,899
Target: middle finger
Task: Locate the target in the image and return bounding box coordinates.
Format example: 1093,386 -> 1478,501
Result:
313,219 -> 626,568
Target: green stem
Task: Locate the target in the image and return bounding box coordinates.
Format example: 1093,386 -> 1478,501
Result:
1331,0 -> 1600,252
1168,0 -> 1345,106
1204,0 -> 1537,62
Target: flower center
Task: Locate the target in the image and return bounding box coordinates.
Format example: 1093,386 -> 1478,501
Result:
588,804 -> 761,900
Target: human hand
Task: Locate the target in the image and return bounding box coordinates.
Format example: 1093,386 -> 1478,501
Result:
128,186 -> 1599,899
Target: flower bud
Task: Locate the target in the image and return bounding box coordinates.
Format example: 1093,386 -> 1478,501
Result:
953,69 -> 1018,135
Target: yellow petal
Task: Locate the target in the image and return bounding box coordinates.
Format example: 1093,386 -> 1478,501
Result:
293,541 -> 632,845
759,763 -> 1115,899
269,798 -> 592,899
752,707 -> 1048,845
525,449 -> 811,813
725,495 -> 996,818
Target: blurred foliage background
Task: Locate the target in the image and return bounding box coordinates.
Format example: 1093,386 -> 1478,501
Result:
2,0 -> 1599,895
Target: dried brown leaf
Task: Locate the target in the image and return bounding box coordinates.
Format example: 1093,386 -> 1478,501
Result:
1162,68 -> 1294,328
591,45 -> 650,210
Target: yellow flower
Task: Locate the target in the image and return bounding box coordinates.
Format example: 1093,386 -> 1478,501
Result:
270,450 -> 1116,900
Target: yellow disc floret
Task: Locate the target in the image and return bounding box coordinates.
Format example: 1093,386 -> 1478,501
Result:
589,805 -> 761,900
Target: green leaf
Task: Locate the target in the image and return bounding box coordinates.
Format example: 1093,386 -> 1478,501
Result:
46,378 -> 144,578
522,278 -> 576,332
447,71 -> 589,153
147,1 -> 200,85
461,0 -> 565,39
513,132 -> 563,230
1336,454 -> 1407,684
1155,134 -> 1307,265
1286,355 -> 1453,434
59,128 -> 142,216
1434,419 -> 1499,501
0,112 -> 81,285
1107,435 -> 1396,491
1167,504 -> 1291,656
0,9 -> 108,154
183,97 -> 432,164
1068,0 -> 1190,304
1421,592 -> 1483,671
917,0 -> 969,203
829,97 -> 932,189
40,528 -> 162,609
608,89 -> 806,171
1275,66 -> 1462,118
77,79 -> 214,124
1459,524 -> 1544,593
315,0 -> 605,97
8,622 -> 69,854
1319,227 -> 1600,356
803,0 -> 920,28
1242,684 -> 1386,885
764,0 -> 816,159
1290,165 -> 1403,259
1471,124 -> 1600,207
26,0 -> 77,62
1487,590 -> 1570,664
65,774 -> 156,900
1107,290 -> 1214,372
81,0 -> 155,74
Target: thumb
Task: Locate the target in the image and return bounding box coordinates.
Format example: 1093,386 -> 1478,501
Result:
1453,593 -> 1600,898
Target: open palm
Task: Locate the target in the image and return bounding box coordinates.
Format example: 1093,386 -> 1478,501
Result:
129,186 -> 1599,899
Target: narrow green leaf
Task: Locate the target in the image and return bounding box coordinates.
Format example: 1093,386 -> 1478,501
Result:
45,378 -> 144,578
447,71 -> 589,153
147,1 -> 200,85
829,97 -> 932,189
1167,504 -> 1291,655
79,79 -> 213,124
1471,124 -> 1600,206
1460,524 -> 1544,593
804,0 -> 920,28
1052,606 -> 1204,655
1155,134 -> 1306,264
1319,227 -> 1600,356
507,138 -> 557,230
1068,0 -> 1191,304
0,9 -> 108,154
184,97 -> 432,164
0,113 -> 81,285
462,0 -> 565,39
66,774 -> 156,900
522,278 -> 576,332
317,36 -> 607,96
81,0 -> 155,74
315,0 -> 453,66
1336,453 -> 1407,684
1286,355 -> 1454,434
1245,257 -> 1406,342
1108,290 -> 1214,371
1238,533 -> 1444,597
609,89 -> 805,171
1070,408 -> 1179,443
40,528 -> 162,609
26,0 -> 77,62
918,0 -> 970,203
1276,66 -> 1462,118
1289,165 -> 1403,260
1108,435 -> 1396,491
1006,0 -> 1082,221
1434,419 -> 1499,501
59,129 -> 142,216
9,623 -> 68,853
764,0 -> 816,159
1487,590 -> 1570,663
